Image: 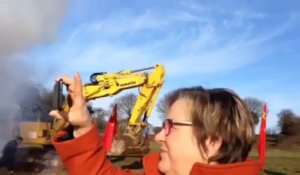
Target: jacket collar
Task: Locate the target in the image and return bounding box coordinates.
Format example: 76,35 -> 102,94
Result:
190,159 -> 261,175
143,152 -> 161,175
143,152 -> 261,175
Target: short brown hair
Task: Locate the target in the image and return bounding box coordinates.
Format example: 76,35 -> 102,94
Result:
165,86 -> 254,164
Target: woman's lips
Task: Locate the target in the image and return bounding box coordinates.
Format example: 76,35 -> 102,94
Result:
160,148 -> 168,152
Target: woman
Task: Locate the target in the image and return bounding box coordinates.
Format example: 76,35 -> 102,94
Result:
50,73 -> 261,175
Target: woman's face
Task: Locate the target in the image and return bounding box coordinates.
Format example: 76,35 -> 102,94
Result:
155,99 -> 206,175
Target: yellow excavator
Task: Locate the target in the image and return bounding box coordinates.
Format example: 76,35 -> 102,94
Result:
19,64 -> 165,156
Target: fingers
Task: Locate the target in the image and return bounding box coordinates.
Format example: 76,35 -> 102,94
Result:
54,72 -> 85,107
74,72 -> 83,97
56,75 -> 75,94
73,72 -> 85,104
56,75 -> 73,86
49,110 -> 68,121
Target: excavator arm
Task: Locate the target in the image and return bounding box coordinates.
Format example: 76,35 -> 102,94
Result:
54,64 -> 165,135
83,69 -> 147,99
83,64 -> 165,129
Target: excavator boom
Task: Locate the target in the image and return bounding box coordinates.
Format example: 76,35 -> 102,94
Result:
82,64 -> 164,127
19,64 -> 165,157
82,64 -> 165,156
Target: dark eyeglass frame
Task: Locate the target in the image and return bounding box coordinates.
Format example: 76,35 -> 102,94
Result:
162,118 -> 193,136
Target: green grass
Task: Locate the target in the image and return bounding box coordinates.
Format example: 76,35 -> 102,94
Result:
112,142 -> 300,175
249,147 -> 300,175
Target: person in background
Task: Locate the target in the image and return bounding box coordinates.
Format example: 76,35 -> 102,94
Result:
49,73 -> 261,175
139,124 -> 149,146
0,136 -> 23,173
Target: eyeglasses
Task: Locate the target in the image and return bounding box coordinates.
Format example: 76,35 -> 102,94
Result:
162,118 -> 193,136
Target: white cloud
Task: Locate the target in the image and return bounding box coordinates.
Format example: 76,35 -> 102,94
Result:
57,7 -> 294,78
0,0 -> 67,57
88,11 -> 167,36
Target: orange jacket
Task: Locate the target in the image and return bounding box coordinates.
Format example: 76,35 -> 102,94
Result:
52,124 -> 261,175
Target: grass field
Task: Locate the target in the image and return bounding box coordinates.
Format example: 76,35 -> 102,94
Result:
249,147 -> 300,175
112,142 -> 300,175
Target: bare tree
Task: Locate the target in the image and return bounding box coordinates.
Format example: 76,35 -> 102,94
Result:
243,97 -> 264,125
117,118 -> 129,134
147,123 -> 155,134
278,109 -> 300,137
110,93 -> 137,119
85,103 -> 109,131
156,94 -> 168,120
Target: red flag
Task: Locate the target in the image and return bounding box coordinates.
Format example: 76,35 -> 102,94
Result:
102,105 -> 118,152
258,102 -> 267,170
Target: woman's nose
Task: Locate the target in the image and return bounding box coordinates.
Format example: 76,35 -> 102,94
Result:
154,128 -> 165,143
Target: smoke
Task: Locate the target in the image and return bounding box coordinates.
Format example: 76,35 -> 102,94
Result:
0,0 -> 67,57
0,0 -> 68,159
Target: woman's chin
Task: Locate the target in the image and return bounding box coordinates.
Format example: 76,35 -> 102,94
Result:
158,159 -> 169,174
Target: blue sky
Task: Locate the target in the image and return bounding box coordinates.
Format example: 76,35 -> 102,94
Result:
22,0 -> 300,130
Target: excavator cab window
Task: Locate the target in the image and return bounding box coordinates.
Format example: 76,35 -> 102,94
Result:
90,72 -> 107,84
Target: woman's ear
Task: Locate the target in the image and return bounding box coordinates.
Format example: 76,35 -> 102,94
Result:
205,137 -> 222,159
